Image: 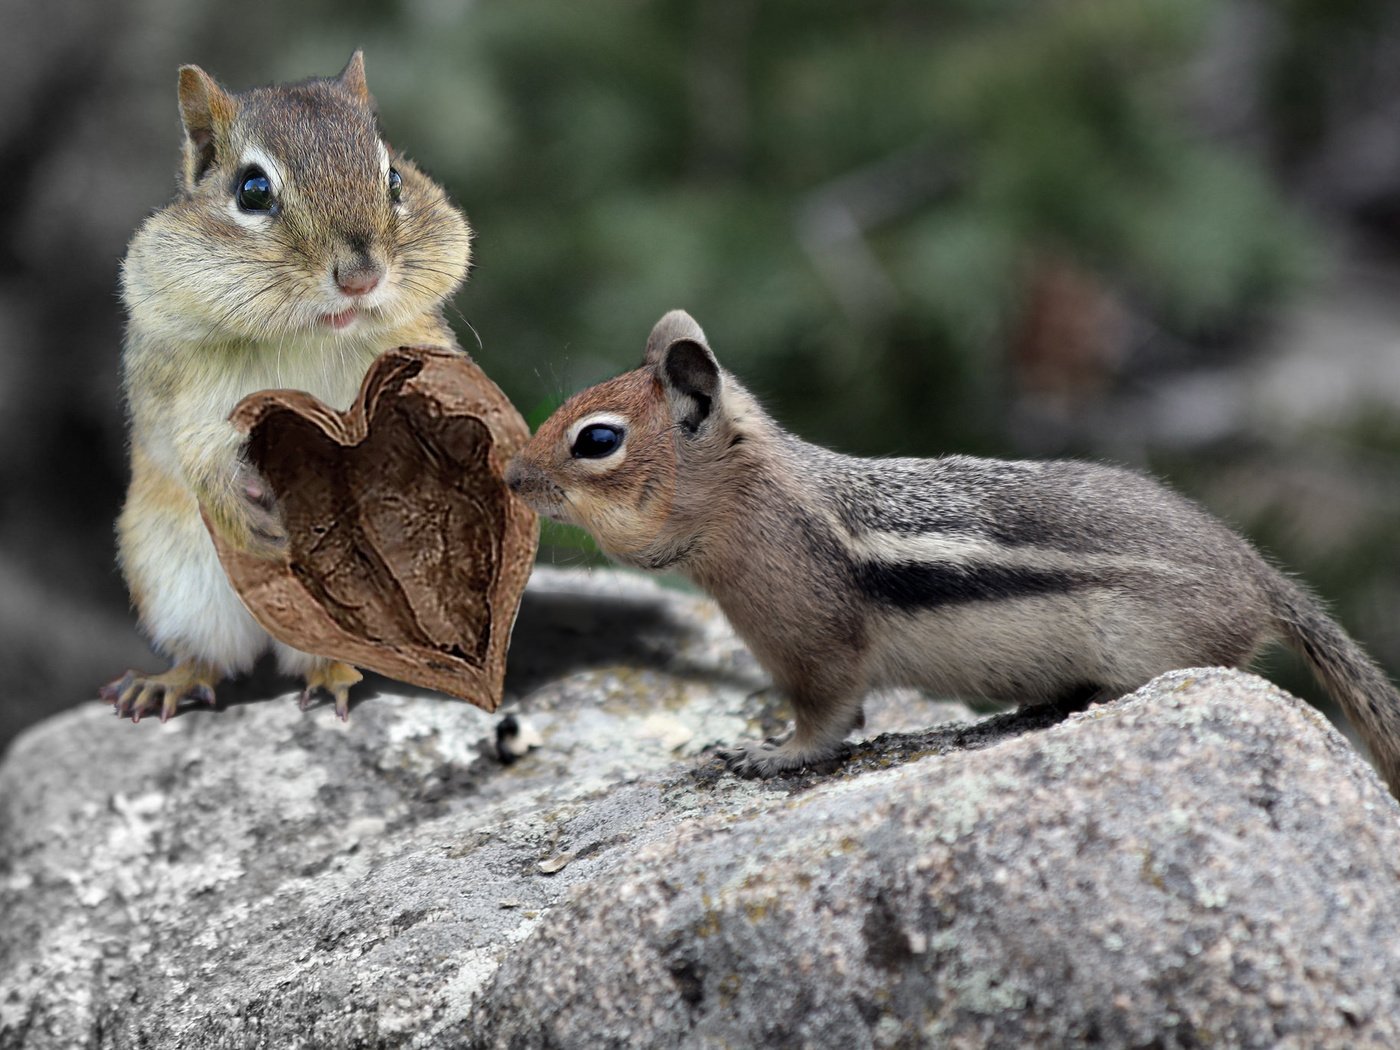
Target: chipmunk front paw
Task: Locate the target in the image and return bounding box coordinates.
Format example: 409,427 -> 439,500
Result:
100,662 -> 219,723
199,457 -> 288,559
718,738 -> 848,779
232,458 -> 288,557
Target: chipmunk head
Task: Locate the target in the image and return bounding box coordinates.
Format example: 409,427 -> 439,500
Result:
506,310 -> 739,569
122,52 -> 471,347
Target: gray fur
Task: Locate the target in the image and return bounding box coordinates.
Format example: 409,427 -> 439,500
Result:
519,311 -> 1400,789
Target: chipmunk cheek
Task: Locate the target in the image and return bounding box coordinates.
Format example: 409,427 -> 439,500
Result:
569,492 -> 630,539
635,462 -> 671,501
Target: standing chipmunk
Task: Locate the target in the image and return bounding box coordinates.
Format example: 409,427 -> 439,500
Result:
506,310 -> 1400,790
105,53 -> 471,721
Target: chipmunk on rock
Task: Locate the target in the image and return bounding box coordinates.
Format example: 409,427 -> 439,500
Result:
106,53 -> 472,722
506,310 -> 1400,790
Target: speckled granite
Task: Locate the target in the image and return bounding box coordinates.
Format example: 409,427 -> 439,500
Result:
2,568 -> 1397,1049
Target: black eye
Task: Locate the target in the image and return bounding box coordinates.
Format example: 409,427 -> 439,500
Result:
388,167 -> 402,202
571,423 -> 624,459
236,167 -> 275,212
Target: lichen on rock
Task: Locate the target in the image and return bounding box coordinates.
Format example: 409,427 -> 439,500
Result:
2,568 -> 1399,1049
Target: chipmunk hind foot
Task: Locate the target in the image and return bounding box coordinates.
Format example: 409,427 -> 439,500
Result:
296,661 -> 363,721
719,701 -> 865,778
101,661 -> 221,723
719,737 -> 853,778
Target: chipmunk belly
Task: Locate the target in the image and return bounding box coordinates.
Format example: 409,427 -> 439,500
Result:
845,530 -> 1228,702
118,446 -> 267,671
867,595 -> 1106,701
120,340 -> 384,670
865,578 -> 1256,704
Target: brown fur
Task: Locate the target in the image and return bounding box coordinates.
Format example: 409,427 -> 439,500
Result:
508,310 -> 1400,789
111,53 -> 472,722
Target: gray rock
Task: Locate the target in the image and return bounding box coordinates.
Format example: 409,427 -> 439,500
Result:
2,567 -> 1398,1049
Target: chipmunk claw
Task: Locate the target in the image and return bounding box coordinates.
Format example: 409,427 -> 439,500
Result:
102,664 -> 219,724
718,738 -> 849,779
718,740 -> 792,779
99,672 -> 134,707
298,661 -> 362,721
296,686 -> 354,721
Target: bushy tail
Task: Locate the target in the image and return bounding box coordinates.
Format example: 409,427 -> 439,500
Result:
1266,573 -> 1400,796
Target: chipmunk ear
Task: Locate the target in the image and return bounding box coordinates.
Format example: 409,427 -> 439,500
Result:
177,65 -> 237,190
650,312 -> 722,432
336,50 -> 372,106
645,309 -> 709,366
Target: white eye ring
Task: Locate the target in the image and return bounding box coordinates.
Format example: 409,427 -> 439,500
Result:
236,145 -> 286,196
225,145 -> 286,228
568,413 -> 629,465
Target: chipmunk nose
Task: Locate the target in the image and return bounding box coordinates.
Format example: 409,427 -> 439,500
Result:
335,235 -> 383,297
335,264 -> 382,297
504,460 -> 526,493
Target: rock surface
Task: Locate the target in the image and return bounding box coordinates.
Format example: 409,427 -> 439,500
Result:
2,567 -> 1399,1049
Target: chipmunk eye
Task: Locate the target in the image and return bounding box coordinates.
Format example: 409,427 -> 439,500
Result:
571,423 -> 624,459
236,167 -> 276,213
388,167 -> 403,203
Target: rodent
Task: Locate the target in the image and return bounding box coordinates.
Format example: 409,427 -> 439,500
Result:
105,53 -> 472,722
505,309 -> 1400,790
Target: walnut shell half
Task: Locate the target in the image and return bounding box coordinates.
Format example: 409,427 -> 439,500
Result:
208,347 -> 539,711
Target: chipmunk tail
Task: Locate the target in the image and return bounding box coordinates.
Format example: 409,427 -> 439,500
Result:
1267,572 -> 1400,798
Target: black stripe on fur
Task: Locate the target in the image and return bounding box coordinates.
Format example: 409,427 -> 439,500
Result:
853,559 -> 1096,611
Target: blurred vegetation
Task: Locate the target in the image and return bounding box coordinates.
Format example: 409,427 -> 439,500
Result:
372,0 -> 1312,455
1,0 -> 1398,745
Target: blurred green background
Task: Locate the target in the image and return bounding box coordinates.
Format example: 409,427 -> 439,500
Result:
2,0 -> 1398,749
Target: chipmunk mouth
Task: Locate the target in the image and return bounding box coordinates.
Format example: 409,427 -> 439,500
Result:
321,308 -> 360,330
504,470 -> 569,521
517,493 -> 567,521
